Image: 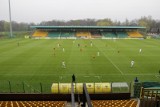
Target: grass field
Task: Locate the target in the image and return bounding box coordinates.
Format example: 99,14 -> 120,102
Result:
0,38 -> 160,93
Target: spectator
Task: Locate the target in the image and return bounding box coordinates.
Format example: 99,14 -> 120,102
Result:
72,74 -> 75,82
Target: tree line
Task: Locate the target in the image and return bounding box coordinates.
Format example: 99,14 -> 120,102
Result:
0,16 -> 160,32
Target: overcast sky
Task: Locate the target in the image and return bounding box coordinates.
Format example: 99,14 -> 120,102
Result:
0,0 -> 160,23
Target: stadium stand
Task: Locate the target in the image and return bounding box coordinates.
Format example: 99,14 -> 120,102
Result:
76,31 -> 91,38
31,26 -> 146,39
0,101 -> 66,107
1,81 -> 159,107
116,32 -> 128,38
60,32 -> 75,38
127,31 -> 143,38
32,30 -> 48,37
91,99 -> 138,107
0,82 -> 136,107
101,31 -> 117,38
48,31 -> 60,38
90,31 -> 102,38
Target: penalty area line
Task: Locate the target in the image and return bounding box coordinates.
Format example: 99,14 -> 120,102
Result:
93,42 -> 124,75
0,73 -> 157,76
94,76 -> 101,82
84,76 -> 90,77
101,51 -> 124,75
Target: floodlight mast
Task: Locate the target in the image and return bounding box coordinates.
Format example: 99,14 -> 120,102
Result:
9,0 -> 13,38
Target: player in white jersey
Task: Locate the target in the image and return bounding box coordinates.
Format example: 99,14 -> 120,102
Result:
139,48 -> 142,53
62,61 -> 66,68
97,52 -> 100,56
131,60 -> 134,67
57,43 -> 60,47
90,43 -> 93,47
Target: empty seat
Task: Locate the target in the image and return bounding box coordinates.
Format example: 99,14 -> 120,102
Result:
32,30 -> 48,37
48,31 -> 61,37
101,32 -> 117,38
127,31 -> 143,38
92,99 -> 138,107
76,31 -> 91,38
0,101 -> 66,107
117,32 -> 128,38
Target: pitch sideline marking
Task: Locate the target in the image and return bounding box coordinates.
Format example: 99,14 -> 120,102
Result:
84,76 -> 90,77
101,50 -> 124,75
94,76 -> 101,82
23,81 -> 41,93
0,73 -> 157,76
93,40 -> 124,75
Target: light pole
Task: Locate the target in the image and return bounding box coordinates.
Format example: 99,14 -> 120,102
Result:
9,0 -> 13,38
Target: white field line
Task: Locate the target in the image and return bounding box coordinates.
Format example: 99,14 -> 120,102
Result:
23,82 -> 41,93
100,50 -> 124,75
84,76 -> 90,77
83,76 -> 101,82
94,76 -> 101,82
94,76 -> 100,78
93,41 -> 124,75
0,74 -> 157,76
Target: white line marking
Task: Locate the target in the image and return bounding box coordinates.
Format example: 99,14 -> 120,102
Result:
94,76 -> 100,77
23,82 -> 41,93
84,76 -> 90,77
95,76 -> 101,82
101,50 -> 124,75
0,74 -> 157,76
93,41 -> 124,75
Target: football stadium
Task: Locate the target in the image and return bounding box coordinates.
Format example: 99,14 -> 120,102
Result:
0,25 -> 160,107
0,0 -> 160,107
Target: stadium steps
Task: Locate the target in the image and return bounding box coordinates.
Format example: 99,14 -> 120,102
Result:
0,101 -> 67,107
32,30 -> 48,37
65,102 -> 80,107
127,31 -> 143,38
90,31 -> 102,38
117,32 -> 128,38
92,99 -> 138,107
48,31 -> 61,38
101,32 -> 117,38
76,31 -> 91,38
60,32 -> 75,37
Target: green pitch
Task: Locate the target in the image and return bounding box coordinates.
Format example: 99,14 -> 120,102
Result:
0,38 -> 160,93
